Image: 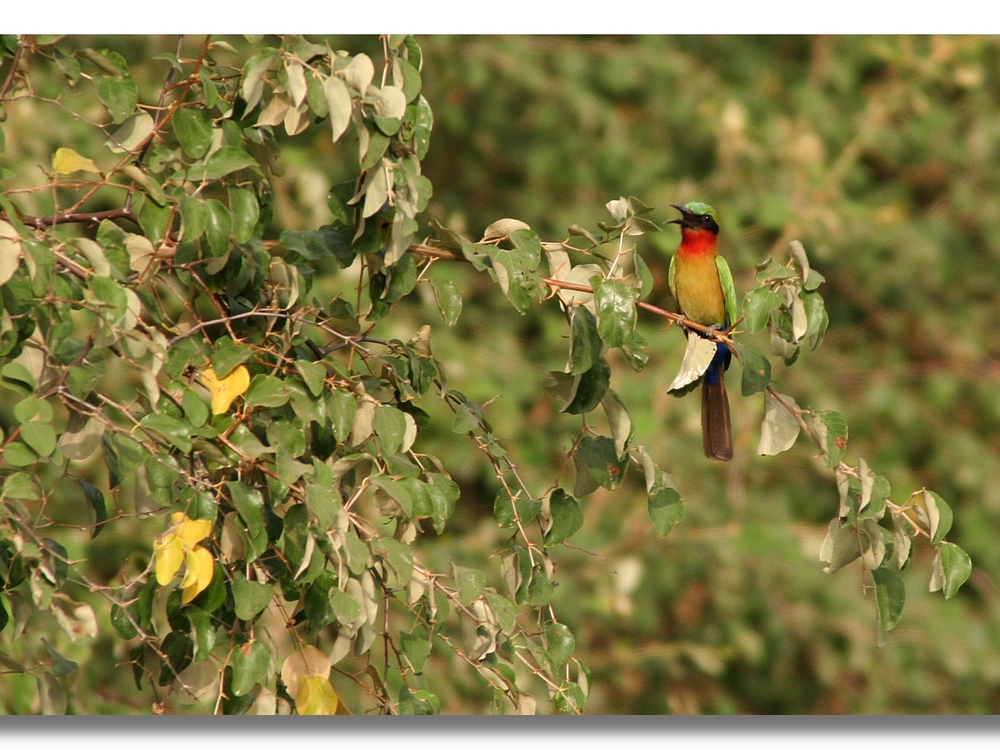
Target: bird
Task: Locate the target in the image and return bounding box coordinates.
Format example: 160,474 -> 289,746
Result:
667,201 -> 738,462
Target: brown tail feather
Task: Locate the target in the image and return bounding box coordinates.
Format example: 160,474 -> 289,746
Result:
701,377 -> 733,461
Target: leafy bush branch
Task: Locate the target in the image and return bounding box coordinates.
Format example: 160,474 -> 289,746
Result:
0,34 -> 972,716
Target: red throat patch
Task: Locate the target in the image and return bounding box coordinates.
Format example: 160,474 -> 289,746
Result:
678,228 -> 718,258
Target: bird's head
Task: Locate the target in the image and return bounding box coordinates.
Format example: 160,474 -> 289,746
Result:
668,202 -> 720,235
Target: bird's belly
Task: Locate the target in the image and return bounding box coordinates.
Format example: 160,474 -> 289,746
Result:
675,257 -> 726,327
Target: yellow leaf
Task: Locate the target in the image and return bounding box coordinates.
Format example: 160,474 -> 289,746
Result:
181,545 -> 215,604
175,516 -> 213,547
295,675 -> 339,715
154,513 -> 214,602
201,365 -> 251,415
280,645 -> 331,698
154,534 -> 184,585
52,147 -> 102,175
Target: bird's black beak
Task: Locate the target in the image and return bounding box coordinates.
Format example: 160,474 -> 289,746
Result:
668,203 -> 696,229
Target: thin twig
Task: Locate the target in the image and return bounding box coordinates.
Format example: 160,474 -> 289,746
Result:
0,35 -> 26,102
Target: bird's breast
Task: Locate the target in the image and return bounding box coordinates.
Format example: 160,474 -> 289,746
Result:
673,252 -> 726,327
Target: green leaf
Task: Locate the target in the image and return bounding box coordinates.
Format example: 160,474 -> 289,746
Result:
190,145 -> 259,182
159,631 -> 193,686
1,362 -> 36,393
110,601 -> 138,640
563,358 -> 610,415
569,307 -> 602,376
601,388 -> 633,459
172,107 -> 213,159
101,433 -> 125,488
143,454 -> 180,506
371,475 -> 422,519
304,573 -> 335,633
241,50 -> 277,112
94,74 -> 138,124
180,195 -> 208,241
138,413 -> 192,452
2,472 -> 39,500
592,277 -> 637,348
281,228 -> 355,267
871,567 -> 906,631
228,186 -> 260,244
203,199 -> 232,257
398,685 -> 440,716
374,404 -> 407,455
79,479 -> 108,539
268,418 -> 307,462
812,410 -> 849,469
374,537 -> 414,588
182,387 -> 210,428
743,287 -> 783,334
328,389 -> 358,442
525,564 -> 554,606
733,342 -> 771,396
19,422 -> 56,457
931,541 -> 972,599
453,565 -> 485,606
484,591 -> 517,634
295,360 -> 327,398
330,589 -> 362,628
233,576 -> 274,621
189,608 -> 217,663
360,129 -> 391,173
245,374 -> 292,409
509,228 -> 542,269
819,518 -> 865,574
89,275 -> 128,324
411,95 -> 433,160
401,630 -> 432,674
425,474 -> 459,534
431,278 -> 463,326
545,621 -> 575,669
493,488 -> 542,529
3,442 -> 37,467
211,337 -> 253,379
544,490 -> 584,547
230,640 -> 270,697
647,484 -> 684,538
922,490 -> 953,545
42,638 -> 78,677
281,504 -> 312,575
82,47 -> 130,77
228,481 -> 264,539
394,56 -> 422,101
451,403 -> 479,434
577,435 -> 628,490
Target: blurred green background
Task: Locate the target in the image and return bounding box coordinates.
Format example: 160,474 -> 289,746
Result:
4,34 -> 1000,714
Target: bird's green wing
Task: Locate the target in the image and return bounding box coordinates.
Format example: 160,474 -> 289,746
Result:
716,255 -> 738,328
668,252 -> 677,300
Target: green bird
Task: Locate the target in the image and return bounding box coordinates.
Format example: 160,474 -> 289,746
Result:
668,201 -> 738,461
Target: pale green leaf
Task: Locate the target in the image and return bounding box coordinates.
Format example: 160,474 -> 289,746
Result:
757,390 -> 801,456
